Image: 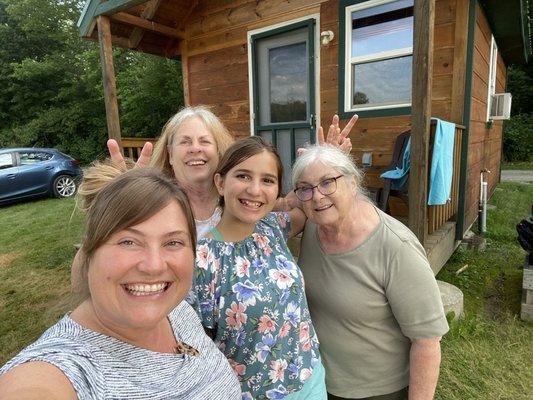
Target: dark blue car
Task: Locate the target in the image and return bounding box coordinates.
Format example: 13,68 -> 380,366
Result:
0,148 -> 83,205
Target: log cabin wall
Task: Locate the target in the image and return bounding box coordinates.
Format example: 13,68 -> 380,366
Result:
182,0 -> 328,140
180,0 -> 506,227
321,0 -> 467,215
463,3 -> 507,230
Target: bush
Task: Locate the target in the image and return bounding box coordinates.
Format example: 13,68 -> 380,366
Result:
502,113 -> 533,162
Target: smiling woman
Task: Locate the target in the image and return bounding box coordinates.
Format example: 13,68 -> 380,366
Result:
0,166 -> 241,400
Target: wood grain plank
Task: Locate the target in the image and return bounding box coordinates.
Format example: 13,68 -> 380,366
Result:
409,0 -> 435,245
97,16 -> 122,146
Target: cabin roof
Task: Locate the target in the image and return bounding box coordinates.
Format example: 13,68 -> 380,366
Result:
78,0 -> 531,63
77,0 -> 194,58
480,0 -> 532,64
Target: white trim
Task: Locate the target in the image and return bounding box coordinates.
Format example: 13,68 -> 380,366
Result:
486,35 -> 498,122
350,46 -> 413,64
247,14 -> 321,140
349,0 -> 399,12
344,0 -> 414,112
353,102 -> 411,111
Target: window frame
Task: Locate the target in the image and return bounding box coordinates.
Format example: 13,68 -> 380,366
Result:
486,35 -> 498,122
339,0 -> 413,118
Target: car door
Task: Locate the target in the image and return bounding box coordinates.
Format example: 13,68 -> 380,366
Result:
13,150 -> 54,197
0,152 -> 19,201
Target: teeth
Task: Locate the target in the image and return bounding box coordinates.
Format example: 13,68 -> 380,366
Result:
241,199 -> 262,208
186,160 -> 206,166
315,204 -> 331,211
124,283 -> 168,296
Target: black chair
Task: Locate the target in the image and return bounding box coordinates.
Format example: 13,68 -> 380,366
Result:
378,130 -> 411,213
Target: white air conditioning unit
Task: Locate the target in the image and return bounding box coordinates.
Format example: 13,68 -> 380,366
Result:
489,93 -> 512,120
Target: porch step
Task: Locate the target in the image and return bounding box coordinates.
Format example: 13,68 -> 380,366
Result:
437,280 -> 463,320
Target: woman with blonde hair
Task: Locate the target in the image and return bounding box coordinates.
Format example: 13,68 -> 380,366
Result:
108,108 -> 357,237
150,105 -> 234,236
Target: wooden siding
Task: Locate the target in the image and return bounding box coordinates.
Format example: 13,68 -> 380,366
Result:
182,0 -> 326,138
321,0 -> 465,206
464,3 -> 506,230
179,0 -> 506,229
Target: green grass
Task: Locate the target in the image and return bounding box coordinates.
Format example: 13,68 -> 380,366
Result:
501,161 -> 533,170
435,182 -> 533,399
0,197 -> 84,365
0,186 -> 532,399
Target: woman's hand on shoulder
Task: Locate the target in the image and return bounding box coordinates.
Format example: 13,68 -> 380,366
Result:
0,362 -> 77,400
107,139 -> 153,169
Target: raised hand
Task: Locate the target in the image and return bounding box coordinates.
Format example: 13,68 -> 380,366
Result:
107,139 -> 153,169
298,114 -> 358,156
318,114 -> 358,154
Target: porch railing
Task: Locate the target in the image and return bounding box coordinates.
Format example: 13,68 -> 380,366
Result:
121,137 -> 157,160
427,124 -> 464,235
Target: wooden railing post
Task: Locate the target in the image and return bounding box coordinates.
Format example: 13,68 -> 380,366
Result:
97,15 -> 122,148
409,0 -> 435,247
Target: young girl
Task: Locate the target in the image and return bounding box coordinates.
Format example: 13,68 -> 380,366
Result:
189,137 -> 326,399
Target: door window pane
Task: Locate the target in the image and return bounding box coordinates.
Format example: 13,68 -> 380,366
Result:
257,131 -> 273,144
352,56 -> 412,108
275,130 -> 292,194
269,42 -> 307,123
294,128 -> 311,150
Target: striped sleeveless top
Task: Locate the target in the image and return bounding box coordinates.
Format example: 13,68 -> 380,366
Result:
0,301 -> 241,399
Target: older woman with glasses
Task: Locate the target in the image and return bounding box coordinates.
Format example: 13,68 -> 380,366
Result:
292,145 -> 449,400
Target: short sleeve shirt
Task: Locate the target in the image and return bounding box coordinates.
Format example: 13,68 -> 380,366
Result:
189,212 -> 320,400
298,208 -> 449,398
0,302 -> 241,399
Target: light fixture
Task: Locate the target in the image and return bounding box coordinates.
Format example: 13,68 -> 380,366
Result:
320,30 -> 334,47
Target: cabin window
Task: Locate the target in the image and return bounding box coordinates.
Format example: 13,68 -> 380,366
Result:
486,36 -> 498,121
343,0 -> 414,112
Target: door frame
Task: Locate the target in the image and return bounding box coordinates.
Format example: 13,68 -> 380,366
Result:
247,14 -> 321,140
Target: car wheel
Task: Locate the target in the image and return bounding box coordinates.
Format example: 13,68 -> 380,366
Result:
53,175 -> 77,198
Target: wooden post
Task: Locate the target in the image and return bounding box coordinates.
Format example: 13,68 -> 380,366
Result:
409,0 -> 435,247
97,15 -> 122,147
181,40 -> 190,106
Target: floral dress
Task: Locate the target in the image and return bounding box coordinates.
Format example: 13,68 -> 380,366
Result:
189,212 -> 320,400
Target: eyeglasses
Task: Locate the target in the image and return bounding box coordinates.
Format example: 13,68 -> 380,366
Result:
294,175 -> 344,201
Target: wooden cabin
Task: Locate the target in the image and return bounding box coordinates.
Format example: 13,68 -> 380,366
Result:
78,0 -> 531,272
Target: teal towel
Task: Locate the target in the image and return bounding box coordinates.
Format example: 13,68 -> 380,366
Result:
380,137 -> 411,190
428,119 -> 455,205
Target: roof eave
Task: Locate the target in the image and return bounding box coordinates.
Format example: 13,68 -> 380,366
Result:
77,0 -> 151,38
480,0 -> 532,65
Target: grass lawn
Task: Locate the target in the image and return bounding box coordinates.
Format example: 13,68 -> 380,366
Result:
0,184 -> 532,399
435,182 -> 533,399
501,161 -> 533,170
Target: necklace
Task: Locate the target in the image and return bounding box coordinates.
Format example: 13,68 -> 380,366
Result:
174,340 -> 200,356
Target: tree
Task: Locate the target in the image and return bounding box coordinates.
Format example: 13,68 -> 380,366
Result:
0,0 -> 183,164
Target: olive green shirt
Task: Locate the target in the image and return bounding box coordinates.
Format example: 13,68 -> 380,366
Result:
298,208 -> 449,398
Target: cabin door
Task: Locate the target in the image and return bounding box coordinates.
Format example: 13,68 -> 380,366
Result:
250,19 -> 316,193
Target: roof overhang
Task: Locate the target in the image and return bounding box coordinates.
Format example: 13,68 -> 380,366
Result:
77,0 -> 192,58
479,0 -> 532,65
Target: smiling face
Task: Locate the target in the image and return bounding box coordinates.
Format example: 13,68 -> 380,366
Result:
214,151 -> 280,227
87,201 -> 194,332
296,161 -> 356,227
168,116 -> 219,186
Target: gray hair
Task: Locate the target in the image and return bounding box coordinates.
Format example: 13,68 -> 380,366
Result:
292,145 -> 371,202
